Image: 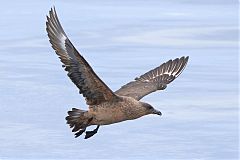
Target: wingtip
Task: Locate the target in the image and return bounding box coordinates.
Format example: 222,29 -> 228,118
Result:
53,6 -> 57,15
184,56 -> 189,64
179,56 -> 189,63
48,6 -> 56,17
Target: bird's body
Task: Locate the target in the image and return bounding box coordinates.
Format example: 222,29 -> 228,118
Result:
88,96 -> 152,125
46,7 -> 189,139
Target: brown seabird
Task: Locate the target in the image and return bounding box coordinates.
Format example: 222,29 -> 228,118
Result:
46,7 -> 189,139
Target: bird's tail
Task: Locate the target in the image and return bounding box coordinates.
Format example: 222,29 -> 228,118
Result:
65,108 -> 93,138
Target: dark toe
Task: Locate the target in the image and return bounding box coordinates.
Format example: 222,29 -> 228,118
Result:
84,131 -> 97,139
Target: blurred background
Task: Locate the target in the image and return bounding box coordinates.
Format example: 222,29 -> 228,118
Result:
0,0 -> 238,159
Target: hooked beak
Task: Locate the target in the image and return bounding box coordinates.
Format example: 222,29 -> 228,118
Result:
153,109 -> 162,116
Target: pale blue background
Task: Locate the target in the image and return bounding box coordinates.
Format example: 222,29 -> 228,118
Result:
0,0 -> 238,160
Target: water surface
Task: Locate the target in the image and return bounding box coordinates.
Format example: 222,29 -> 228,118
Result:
0,0 -> 238,159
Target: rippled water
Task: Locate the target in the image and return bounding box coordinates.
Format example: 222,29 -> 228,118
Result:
0,0 -> 238,160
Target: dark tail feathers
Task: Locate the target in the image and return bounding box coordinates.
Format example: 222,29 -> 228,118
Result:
65,108 -> 92,138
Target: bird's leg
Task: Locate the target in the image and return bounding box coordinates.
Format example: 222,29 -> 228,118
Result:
84,125 -> 100,139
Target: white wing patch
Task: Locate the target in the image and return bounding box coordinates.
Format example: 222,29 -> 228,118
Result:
136,56 -> 189,83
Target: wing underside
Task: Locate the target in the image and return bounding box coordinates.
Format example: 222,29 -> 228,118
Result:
115,56 -> 189,100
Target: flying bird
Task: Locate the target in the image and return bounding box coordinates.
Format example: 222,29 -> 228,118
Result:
46,7 -> 189,139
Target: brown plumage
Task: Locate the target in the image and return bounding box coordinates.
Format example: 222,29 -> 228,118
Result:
46,7 -> 189,139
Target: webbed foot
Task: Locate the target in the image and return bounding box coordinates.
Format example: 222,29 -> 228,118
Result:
84,125 -> 100,139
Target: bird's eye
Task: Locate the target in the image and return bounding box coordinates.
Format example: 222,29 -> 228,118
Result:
147,105 -> 153,110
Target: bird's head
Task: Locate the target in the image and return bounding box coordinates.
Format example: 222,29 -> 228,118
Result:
141,102 -> 162,116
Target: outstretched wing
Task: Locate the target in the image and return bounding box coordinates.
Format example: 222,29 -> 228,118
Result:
115,56 -> 189,100
46,7 -> 116,105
